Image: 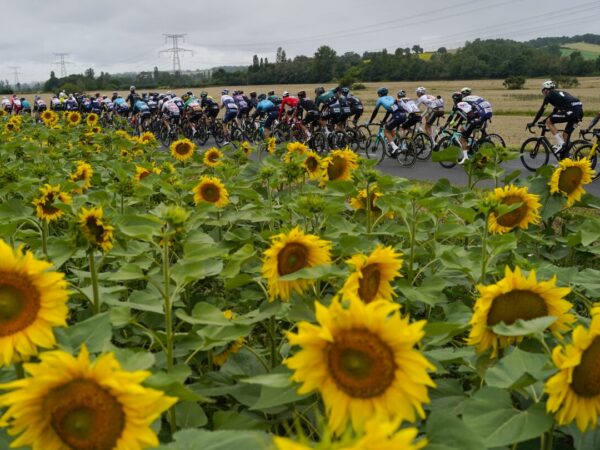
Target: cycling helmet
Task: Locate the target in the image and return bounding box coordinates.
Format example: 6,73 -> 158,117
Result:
258,93 -> 267,101
376,87 -> 388,97
314,87 -> 325,95
187,91 -> 193,96
182,94 -> 189,101
200,91 -> 208,98
416,87 -> 426,96
232,90 -> 239,96
222,89 -> 229,95
460,87 -> 472,96
451,91 -> 463,104
129,85 -> 135,92
297,90 -> 306,98
541,80 -> 556,91
341,87 -> 350,95
282,91 -> 289,98
456,101 -> 472,114
267,90 -> 275,96
397,90 -> 406,98
249,91 -> 257,97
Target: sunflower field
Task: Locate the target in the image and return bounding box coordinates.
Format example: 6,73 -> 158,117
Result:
1,111 -> 600,450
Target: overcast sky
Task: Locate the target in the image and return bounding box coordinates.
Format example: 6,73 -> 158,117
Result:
2,0 -> 599,83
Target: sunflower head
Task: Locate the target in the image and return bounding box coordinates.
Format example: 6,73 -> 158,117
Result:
67,111 -> 82,126
138,131 -> 155,145
0,346 -> 177,450
32,184 -> 72,222
546,304 -> 600,431
204,147 -> 224,167
303,151 -> 322,179
267,137 -> 277,154
285,297 -> 434,434
286,141 -> 309,156
467,266 -> 574,357
0,239 -> 69,366
341,245 -> 403,304
5,122 -> 19,132
134,165 -> 161,182
79,206 -> 114,252
69,161 -> 93,192
488,185 -> 541,234
170,138 -> 196,161
321,148 -> 359,183
85,113 -> 99,126
549,158 -> 594,207
193,175 -> 229,208
41,110 -> 57,125
261,227 -> 332,301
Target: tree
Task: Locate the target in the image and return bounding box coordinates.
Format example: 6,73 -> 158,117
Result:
153,66 -> 159,80
313,45 -> 337,82
44,71 -> 60,92
437,47 -> 448,54
84,68 -> 95,79
503,75 -> 526,90
252,55 -> 259,68
412,45 -> 423,54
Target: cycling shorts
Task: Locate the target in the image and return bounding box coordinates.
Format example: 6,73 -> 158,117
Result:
385,111 -> 407,131
223,110 -> 237,124
302,111 -> 319,125
424,108 -> 444,125
264,110 -> 279,129
206,108 -> 219,119
461,114 -> 492,139
549,106 -> 583,133
401,114 -> 422,130
237,107 -> 249,119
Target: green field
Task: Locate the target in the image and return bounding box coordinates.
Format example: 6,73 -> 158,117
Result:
560,42 -> 600,60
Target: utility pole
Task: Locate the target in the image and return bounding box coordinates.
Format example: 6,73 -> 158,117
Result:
159,34 -> 193,75
53,53 -> 72,77
7,66 -> 21,86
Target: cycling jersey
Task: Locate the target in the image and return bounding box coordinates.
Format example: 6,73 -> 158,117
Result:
374,95 -> 398,113
346,94 -> 363,113
65,98 -> 78,111
1,98 -> 10,110
463,95 -> 493,119
221,95 -> 238,111
415,94 -> 444,110
90,99 -> 102,113
172,97 -> 185,112
201,96 -> 219,110
21,100 -> 31,110
233,94 -> 248,110
268,95 -> 282,106
338,95 -> 352,117
126,92 -> 140,109
162,100 -> 180,116
147,99 -> 158,113
186,99 -> 202,115
34,99 -> 47,112
133,100 -> 150,115
398,99 -> 420,114
315,89 -> 336,109
103,99 -> 114,112
543,90 -> 582,110
279,96 -> 298,117
51,97 -> 62,111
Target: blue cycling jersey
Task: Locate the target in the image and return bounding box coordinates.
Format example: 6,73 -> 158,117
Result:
375,96 -> 397,112
134,100 -> 149,113
256,100 -> 276,113
114,98 -> 126,107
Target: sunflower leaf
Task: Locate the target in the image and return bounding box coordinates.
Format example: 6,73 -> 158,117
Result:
485,348 -> 552,390
277,263 -> 345,281
425,410 -> 485,450
490,316 -> 557,336
156,429 -> 271,450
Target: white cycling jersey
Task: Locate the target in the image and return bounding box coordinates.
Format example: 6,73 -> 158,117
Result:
416,94 -> 444,110
221,95 -> 238,111
162,100 -> 180,115
398,99 -> 420,114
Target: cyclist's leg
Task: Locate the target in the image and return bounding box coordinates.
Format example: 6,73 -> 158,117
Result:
459,122 -> 476,164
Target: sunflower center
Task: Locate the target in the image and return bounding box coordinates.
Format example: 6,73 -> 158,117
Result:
175,143 -> 191,155
46,379 -> 125,450
208,152 -> 218,162
201,184 -> 220,203
277,243 -> 308,276
305,157 -> 318,172
139,169 -> 150,180
571,337 -> 600,398
0,272 -> 40,336
486,289 -> 548,326
327,156 -> 347,180
496,196 -> 528,227
327,329 -> 396,398
558,166 -> 583,195
86,216 -> 105,242
358,264 -> 381,303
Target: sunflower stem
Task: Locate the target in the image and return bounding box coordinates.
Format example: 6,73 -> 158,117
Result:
542,424 -> 554,450
407,199 -> 418,284
161,231 -> 177,435
88,249 -> 100,314
41,220 -> 49,259
268,315 -> 277,369
14,362 -> 25,379
366,182 -> 372,234
480,212 -> 490,283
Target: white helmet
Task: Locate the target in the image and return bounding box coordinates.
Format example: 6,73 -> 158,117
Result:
416,87 -> 426,96
456,101 -> 472,114
460,87 -> 472,96
282,91 -> 289,98
541,80 -> 556,91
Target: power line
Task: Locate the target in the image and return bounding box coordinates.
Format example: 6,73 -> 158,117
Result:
7,66 -> 21,86
159,34 -> 193,74
53,53 -> 72,77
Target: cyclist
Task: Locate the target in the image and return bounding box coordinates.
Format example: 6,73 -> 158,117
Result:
415,87 -> 444,140
132,97 -> 151,132
90,95 -> 102,114
233,90 -> 249,124
126,86 -> 140,110
113,95 -> 129,117
527,80 -> 583,157
33,96 -> 47,114
220,89 -> 239,138
20,97 -> 31,115
583,111 -> 600,133
65,94 -> 79,112
315,86 -> 342,134
365,87 -> 405,155
338,91 -> 353,127
396,90 -> 421,136
294,90 -> 319,140
200,91 -> 220,125
252,93 -> 278,139
161,95 -> 181,131
247,91 -> 259,115
1,96 -> 11,114
279,91 -> 298,123
442,92 -> 465,130
455,95 -> 493,164
10,95 -> 22,115
267,91 -> 282,106
343,87 -> 364,126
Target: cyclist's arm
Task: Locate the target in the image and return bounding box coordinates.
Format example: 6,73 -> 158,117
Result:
586,112 -> 600,131
530,100 -> 548,125
367,105 -> 380,124
382,110 -> 390,124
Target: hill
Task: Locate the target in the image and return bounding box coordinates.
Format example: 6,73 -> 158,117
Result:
560,42 -> 600,60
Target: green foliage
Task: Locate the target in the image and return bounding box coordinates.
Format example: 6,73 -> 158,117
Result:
554,75 -> 580,88
503,75 -> 526,89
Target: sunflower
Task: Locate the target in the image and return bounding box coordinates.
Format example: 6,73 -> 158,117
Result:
321,148 -> 359,183
4,122 -> 19,132
350,184 -> 383,213
193,175 -> 229,208
287,141 -> 309,156
138,131 -> 155,145
41,110 -> 57,125
114,129 -> 131,140
267,137 -> 277,154
170,138 -> 196,161
303,151 -> 322,179
341,246 -> 403,304
69,161 -> 93,192
240,141 -> 253,156
32,184 -> 72,222
134,165 -> 161,182
488,185 -> 541,234
0,109 -> 5,117
67,111 -> 82,126
261,227 -> 332,301
85,112 -> 99,126
285,297 -> 435,435
0,240 -> 69,367
0,346 -> 177,450
467,266 -> 574,357
79,206 -> 114,252
549,158 -> 594,207
90,125 -> 102,134
203,147 -> 224,167
546,304 -> 600,431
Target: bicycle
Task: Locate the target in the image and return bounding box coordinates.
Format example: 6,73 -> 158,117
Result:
520,122 -> 586,171
573,129 -> 600,180
364,123 -> 416,167
434,128 -> 498,169
395,123 -> 433,161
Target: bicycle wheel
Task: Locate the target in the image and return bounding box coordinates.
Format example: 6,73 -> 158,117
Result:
355,125 -> 371,151
330,131 -> 347,149
365,138 -> 385,164
435,136 -> 460,169
413,132 -> 433,160
520,138 -> 550,171
345,128 -> 359,151
396,141 -> 417,167
485,133 -> 506,148
312,132 -> 328,154
573,144 -> 600,180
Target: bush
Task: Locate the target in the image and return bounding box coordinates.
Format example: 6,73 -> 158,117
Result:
554,75 -> 579,88
503,76 -> 526,90
351,83 -> 367,90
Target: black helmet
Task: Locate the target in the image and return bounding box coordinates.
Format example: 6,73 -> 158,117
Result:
397,90 -> 406,98
200,91 -> 208,98
314,86 -> 325,95
451,91 -> 463,104
249,91 -> 257,97
267,90 -> 275,96
377,87 -> 388,97
129,85 -> 136,92
341,87 -> 350,95
297,90 -> 306,98
258,93 -> 267,101
187,91 -> 193,96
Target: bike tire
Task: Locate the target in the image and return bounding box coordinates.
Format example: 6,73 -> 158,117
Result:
484,133 -> 506,148
312,132 -> 328,154
435,136 -> 459,169
573,144 -> 600,180
365,138 -> 385,165
520,137 -> 550,171
413,132 -> 433,160
355,125 -> 372,151
396,141 -> 417,167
